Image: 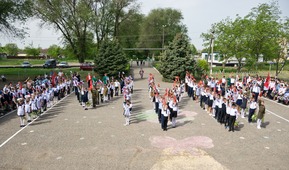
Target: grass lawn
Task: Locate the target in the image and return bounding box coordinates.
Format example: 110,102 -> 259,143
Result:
0,58 -> 94,66
0,67 -> 96,87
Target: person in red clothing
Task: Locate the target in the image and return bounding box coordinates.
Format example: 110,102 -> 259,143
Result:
86,73 -> 92,90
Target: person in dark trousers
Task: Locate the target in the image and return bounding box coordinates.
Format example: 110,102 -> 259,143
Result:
161,104 -> 170,131
229,103 -> 238,132
219,98 -> 227,124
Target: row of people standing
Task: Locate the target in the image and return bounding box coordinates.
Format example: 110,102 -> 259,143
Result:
184,72 -> 267,131
4,72 -> 72,127
148,74 -> 181,131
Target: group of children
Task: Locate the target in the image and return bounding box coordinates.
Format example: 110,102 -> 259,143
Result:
10,72 -> 71,127
149,74 -> 181,131
72,72 -> 134,126
184,72 -> 267,131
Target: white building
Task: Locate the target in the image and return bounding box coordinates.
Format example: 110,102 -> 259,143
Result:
200,52 -> 247,66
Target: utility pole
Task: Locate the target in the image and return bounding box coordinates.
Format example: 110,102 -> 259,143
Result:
210,31 -> 215,75
162,25 -> 166,53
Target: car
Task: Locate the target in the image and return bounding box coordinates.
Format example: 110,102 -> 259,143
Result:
80,62 -> 94,71
43,59 -> 57,68
58,61 -> 69,68
21,61 -> 32,68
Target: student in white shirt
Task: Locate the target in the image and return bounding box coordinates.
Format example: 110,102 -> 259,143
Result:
16,98 -> 26,127
161,104 -> 170,131
229,103 -> 238,132
248,97 -> 257,123
123,100 -> 132,126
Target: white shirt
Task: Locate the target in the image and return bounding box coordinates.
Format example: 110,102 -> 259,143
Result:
249,101 -> 257,109
162,108 -> 170,117
230,108 -> 238,116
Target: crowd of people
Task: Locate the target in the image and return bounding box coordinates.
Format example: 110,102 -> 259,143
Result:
148,74 -> 182,131
1,65 -> 287,131
0,71 -> 71,127
184,72 -> 287,131
72,72 -> 134,126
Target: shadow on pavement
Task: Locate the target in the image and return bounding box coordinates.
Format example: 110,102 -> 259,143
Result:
262,121 -> 270,128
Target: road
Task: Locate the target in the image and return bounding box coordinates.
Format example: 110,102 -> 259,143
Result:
0,63 -> 288,170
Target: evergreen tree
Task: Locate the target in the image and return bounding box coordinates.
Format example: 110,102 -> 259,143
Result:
159,33 -> 195,80
94,39 -> 128,77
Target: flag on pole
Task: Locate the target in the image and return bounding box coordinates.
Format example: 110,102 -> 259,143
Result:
264,73 -> 270,89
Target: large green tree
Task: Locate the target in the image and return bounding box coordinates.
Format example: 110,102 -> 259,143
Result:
118,13 -> 144,58
24,45 -> 41,57
138,8 -> 187,50
33,0 -> 94,63
94,39 -> 128,77
159,33 -> 195,80
4,43 -> 19,56
47,45 -> 62,58
0,0 -> 32,37
91,0 -> 140,48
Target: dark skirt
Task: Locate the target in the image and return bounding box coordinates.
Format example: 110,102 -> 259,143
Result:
208,99 -> 213,107
171,111 -> 178,118
236,99 -> 242,106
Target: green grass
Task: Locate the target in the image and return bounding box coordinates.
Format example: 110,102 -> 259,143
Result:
0,67 -> 95,83
0,59 -> 45,65
0,58 -> 94,66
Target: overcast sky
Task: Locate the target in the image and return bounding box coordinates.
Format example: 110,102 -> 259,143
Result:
1,0 -> 289,50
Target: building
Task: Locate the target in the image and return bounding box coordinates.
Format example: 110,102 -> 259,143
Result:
200,52 -> 246,66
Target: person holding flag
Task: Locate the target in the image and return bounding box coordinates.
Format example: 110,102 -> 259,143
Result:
86,73 -> 92,90
263,73 -> 270,97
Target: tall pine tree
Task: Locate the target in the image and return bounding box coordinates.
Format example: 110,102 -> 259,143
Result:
94,39 -> 128,77
159,33 -> 195,80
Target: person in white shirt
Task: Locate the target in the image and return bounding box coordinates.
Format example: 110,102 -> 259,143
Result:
161,104 -> 170,131
24,96 -> 32,123
229,103 -> 238,132
252,83 -> 260,102
16,98 -> 26,127
170,99 -> 178,128
248,97 -> 257,123
114,80 -> 120,96
230,76 -> 235,86
123,100 -> 132,126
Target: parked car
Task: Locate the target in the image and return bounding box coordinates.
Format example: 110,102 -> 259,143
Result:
21,61 -> 32,68
43,59 -> 57,68
80,62 -> 94,71
58,61 -> 69,68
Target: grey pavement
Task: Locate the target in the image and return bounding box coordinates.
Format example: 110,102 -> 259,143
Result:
0,62 -> 289,170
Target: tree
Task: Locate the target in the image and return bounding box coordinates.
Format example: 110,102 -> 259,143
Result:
94,39 -> 128,77
4,43 -> 18,56
91,0 -> 140,48
190,44 -> 198,55
195,59 -> 209,77
47,45 -> 62,58
159,33 -> 195,80
33,0 -> 94,63
0,0 -> 32,37
245,2 -> 282,66
138,8 -> 187,50
24,45 -> 41,57
117,13 -> 144,58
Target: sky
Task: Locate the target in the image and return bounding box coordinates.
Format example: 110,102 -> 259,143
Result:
1,0 -> 289,50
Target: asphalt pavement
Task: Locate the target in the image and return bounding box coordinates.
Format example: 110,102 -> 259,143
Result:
0,63 -> 288,170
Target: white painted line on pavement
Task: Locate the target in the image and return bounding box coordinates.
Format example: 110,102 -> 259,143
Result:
266,109 -> 289,123
0,109 -> 16,119
263,97 -> 289,108
153,67 -> 160,74
0,93 -> 72,148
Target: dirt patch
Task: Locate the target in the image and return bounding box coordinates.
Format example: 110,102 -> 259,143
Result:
151,149 -> 227,170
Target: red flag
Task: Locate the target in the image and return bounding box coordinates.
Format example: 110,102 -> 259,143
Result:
51,72 -> 57,86
264,73 -> 270,88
